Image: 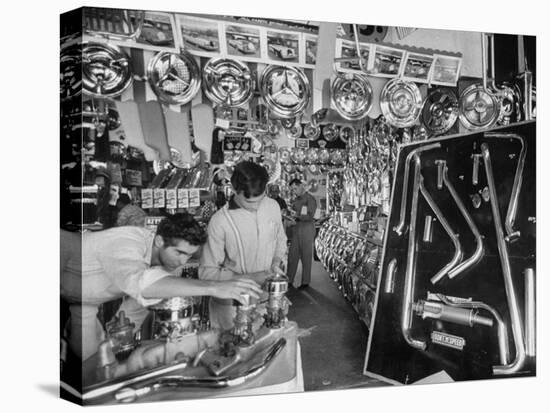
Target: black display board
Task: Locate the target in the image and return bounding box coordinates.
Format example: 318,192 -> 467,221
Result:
364,121 -> 535,384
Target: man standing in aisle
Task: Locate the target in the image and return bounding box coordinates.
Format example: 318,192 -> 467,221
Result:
61,213 -> 262,360
287,179 -> 317,289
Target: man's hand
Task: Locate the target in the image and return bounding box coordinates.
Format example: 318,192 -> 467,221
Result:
211,278 -> 263,304
270,262 -> 285,276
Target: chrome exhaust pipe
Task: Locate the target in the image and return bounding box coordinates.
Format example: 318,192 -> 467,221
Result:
481,143 -> 526,375
524,268 -> 536,357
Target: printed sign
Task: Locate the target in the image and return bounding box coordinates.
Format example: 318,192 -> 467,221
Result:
166,188 -> 177,209
145,216 -> 164,232
431,331 -> 466,351
141,188 -> 153,209
189,189 -> 201,207
153,188 -> 166,208
125,169 -> 143,187
178,188 -> 189,209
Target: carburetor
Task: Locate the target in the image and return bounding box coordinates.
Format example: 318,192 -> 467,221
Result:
263,273 -> 290,329
232,293 -> 258,346
149,296 -> 195,340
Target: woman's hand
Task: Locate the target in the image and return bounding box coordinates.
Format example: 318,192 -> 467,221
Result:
211,278 -> 263,304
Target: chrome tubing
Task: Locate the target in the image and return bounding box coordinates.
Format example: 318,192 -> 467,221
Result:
524,268 -> 536,357
420,178 -> 463,285
445,165 -> 485,280
401,155 -> 427,350
114,338 -> 286,403
481,143 -> 526,375
414,300 -> 494,327
436,294 -> 510,366
384,258 -> 398,294
393,143 -> 441,236
485,132 -> 526,242
82,358 -> 189,401
423,215 -> 433,243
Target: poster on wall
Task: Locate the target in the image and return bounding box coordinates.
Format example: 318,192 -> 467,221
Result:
430,54 -> 462,86
371,44 -> 405,77
304,35 -> 318,67
266,30 -> 300,63
335,39 -> 371,73
177,15 -> 223,57
129,11 -> 178,50
401,52 -> 434,83
225,23 -> 262,59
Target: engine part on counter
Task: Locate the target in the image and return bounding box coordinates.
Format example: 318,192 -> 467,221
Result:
524,268 -> 536,357
380,79 -> 423,128
435,159 -> 445,190
106,311 -> 138,361
458,84 -> 500,130
322,123 -> 339,142
414,299 -> 493,327
60,43 -> 83,101
434,294 -> 510,366
83,357 -> 190,401
331,73 -> 373,120
304,122 -> 321,140
202,58 -> 254,107
82,42 -> 133,98
232,293 -> 258,346
420,177 -> 463,285
147,50 -> 201,105
444,166 -> 485,280
114,338 -> 286,403
401,154 -> 426,350
264,274 -> 289,329
149,297 -> 195,340
485,132 -> 526,242
84,8 -> 144,40
423,215 -> 433,243
260,65 -> 311,119
96,340 -> 118,382
384,258 -> 397,294
393,143 -> 441,236
421,88 -> 458,136
481,142 -> 526,375
471,153 -> 482,186
339,125 -> 355,145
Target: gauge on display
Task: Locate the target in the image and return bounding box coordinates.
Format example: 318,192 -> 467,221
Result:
281,117 -> 297,129
421,88 -> 459,136
287,123 -> 303,139
202,58 -> 254,107
331,73 -> 373,121
147,50 -> 201,105
496,83 -> 522,126
304,123 -> 321,141
82,42 -> 133,98
322,123 -> 339,142
291,147 -> 306,164
305,148 -> 319,164
60,43 -> 83,101
458,84 -> 500,130
279,147 -> 291,163
380,79 -> 423,128
260,65 -> 311,119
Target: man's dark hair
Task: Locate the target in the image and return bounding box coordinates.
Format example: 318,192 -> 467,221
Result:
289,178 -> 302,186
156,213 -> 207,246
116,194 -> 131,209
231,161 -> 269,198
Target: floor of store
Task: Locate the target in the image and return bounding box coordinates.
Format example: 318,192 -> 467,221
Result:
287,261 -> 386,392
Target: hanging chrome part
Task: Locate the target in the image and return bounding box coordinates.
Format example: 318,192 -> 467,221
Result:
384,258 -> 398,294
471,153 -> 482,186
202,58 -> 255,107
481,143 -> 526,375
401,155 -> 427,350
435,160 -> 445,190
524,268 -> 536,357
423,215 -> 433,243
445,165 -> 485,280
485,132 -> 526,242
114,338 -> 287,403
393,143 -> 441,236
433,294 -> 510,366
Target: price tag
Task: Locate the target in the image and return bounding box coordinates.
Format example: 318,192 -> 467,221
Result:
141,188 -> 153,209
296,138 -> 310,149
153,189 -> 166,208
189,189 -> 200,207
166,189 -> 177,209
178,188 -> 189,209
145,216 -> 163,232
215,118 -> 230,128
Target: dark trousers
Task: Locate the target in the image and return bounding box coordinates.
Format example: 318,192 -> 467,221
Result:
287,222 -> 316,286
